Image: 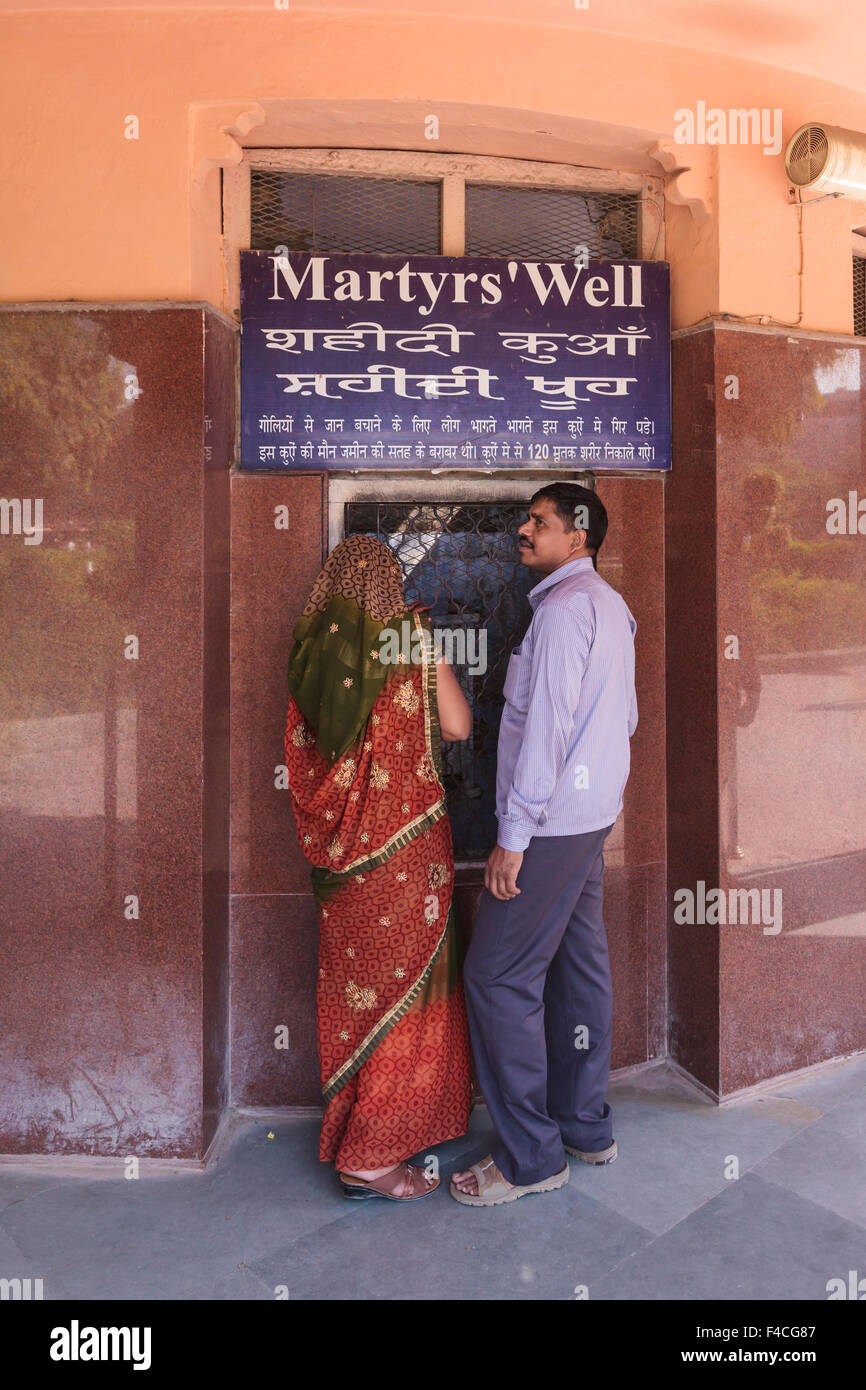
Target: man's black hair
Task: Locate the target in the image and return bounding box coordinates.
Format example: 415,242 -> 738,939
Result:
529,482 -> 608,571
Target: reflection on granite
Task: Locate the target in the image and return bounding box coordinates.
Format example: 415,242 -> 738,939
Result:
0,306 -> 234,1156
597,477 -> 667,1070
230,894 -> 320,1109
716,326 -> 866,1092
669,323 -> 866,1097
666,327 -> 721,1093
596,476 -> 666,872
718,334 -> 866,872
229,470 -> 327,1110
229,472 -> 327,897
202,311 -> 236,1150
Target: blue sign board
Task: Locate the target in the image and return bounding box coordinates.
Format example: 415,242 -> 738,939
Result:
240,251 -> 670,471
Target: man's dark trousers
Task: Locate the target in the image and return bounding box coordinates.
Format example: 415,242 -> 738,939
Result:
463,825 -> 615,1186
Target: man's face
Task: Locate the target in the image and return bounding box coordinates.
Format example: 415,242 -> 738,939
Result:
517,496 -> 588,574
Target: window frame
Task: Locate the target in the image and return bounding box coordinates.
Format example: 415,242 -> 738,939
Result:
327,471 -> 597,551
222,146 -> 665,318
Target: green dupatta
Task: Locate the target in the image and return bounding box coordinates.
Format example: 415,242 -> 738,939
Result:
287,592 -> 420,764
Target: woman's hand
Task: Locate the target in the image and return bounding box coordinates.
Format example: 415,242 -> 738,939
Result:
435,656 -> 472,741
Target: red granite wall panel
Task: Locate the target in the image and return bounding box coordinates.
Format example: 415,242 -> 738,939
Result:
0,305 -> 233,1157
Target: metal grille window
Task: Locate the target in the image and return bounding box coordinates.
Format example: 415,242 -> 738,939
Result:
854,255 -> 866,336
345,500 -> 536,861
465,183 -> 639,259
249,170 -> 441,255
248,170 -> 641,260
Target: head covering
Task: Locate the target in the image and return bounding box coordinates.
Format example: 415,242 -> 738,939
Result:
287,534 -> 411,762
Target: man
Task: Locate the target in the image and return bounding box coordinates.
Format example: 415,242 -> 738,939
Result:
451,482 -> 638,1207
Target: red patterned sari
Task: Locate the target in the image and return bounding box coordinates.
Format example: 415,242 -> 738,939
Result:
284,537 -> 472,1171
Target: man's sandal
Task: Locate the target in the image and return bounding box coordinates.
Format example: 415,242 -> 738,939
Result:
449,1155 -> 569,1207
339,1161 -> 439,1201
563,1140 -> 618,1165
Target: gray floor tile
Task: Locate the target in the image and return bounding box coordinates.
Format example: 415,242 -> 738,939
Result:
0,1124 -> 355,1300
1,1058 -> 863,1301
0,1223 -> 35,1276
767,1054 -> 866,1114
184,1265 -> 275,1301
813,1090 -> 866,1141
753,1108 -> 866,1230
249,1181 -> 652,1301
0,1174 -> 69,1215
589,1172 -> 866,1300
561,1072 -> 821,1235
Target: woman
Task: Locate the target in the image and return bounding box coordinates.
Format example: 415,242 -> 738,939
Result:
284,533 -> 474,1200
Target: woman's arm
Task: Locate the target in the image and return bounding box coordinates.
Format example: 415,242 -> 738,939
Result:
435,655 -> 472,741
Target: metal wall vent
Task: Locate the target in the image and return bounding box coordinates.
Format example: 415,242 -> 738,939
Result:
249,170 -> 441,255
786,126 -> 830,186
785,122 -> 866,197
465,183 -> 640,260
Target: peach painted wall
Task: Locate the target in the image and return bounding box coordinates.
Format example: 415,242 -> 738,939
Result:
2,5 -> 866,331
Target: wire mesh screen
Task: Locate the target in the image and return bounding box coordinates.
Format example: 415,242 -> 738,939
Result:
249,171 -> 441,255
854,256 -> 866,337
345,500 -> 535,860
465,183 -> 640,259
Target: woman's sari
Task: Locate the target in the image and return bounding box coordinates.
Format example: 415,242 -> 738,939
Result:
284,534 -> 472,1170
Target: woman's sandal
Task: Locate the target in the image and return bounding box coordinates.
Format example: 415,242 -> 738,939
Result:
339,1161 -> 440,1201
